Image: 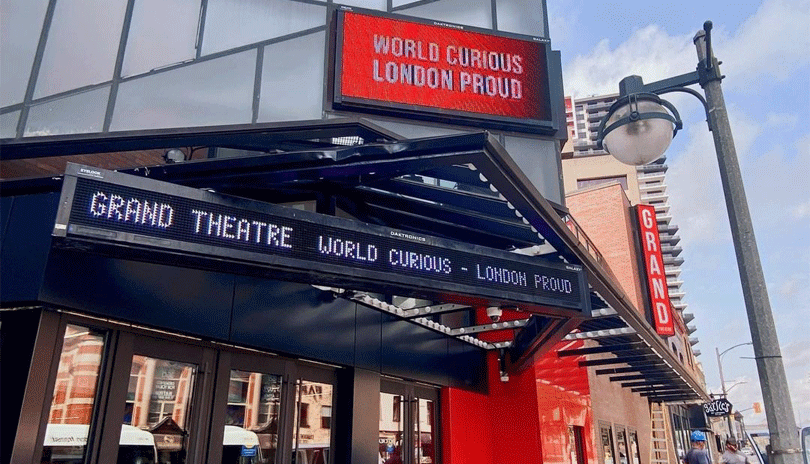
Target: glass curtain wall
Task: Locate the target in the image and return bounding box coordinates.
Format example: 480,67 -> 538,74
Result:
1,0 -> 547,137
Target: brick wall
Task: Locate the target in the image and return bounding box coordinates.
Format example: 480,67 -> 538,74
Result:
566,183 -> 646,316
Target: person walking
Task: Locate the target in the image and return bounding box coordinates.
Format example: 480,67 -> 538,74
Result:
721,438 -> 749,464
684,431 -> 712,464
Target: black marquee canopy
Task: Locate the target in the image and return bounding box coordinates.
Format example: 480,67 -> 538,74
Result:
0,118 -> 707,401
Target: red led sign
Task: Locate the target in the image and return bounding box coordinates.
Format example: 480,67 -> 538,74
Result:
333,9 -> 553,131
637,204 -> 675,337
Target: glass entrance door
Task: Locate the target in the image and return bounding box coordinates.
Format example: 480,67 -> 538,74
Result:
291,367 -> 335,464
104,333 -> 217,464
379,380 -> 439,464
20,316 -> 338,464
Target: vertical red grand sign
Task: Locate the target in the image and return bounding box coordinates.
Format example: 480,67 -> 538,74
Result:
637,205 -> 675,336
336,10 -> 551,122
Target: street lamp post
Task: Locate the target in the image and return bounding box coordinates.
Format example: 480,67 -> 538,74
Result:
596,21 -> 801,464
717,342 -> 754,440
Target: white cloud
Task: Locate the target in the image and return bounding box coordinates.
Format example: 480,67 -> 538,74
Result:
720,0 -> 810,91
764,112 -> 799,130
665,105 -> 764,248
792,201 -> 810,219
796,134 -> 810,158
783,341 -> 810,369
563,24 -> 695,98
546,0 -> 582,52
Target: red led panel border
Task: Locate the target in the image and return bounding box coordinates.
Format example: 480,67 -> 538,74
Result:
334,9 -> 553,128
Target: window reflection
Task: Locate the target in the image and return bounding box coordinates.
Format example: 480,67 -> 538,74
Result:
223,370 -> 282,464
34,0 -> 127,98
495,0 -> 547,36
396,0 -> 492,29
40,324 -> 105,464
601,426 -> 615,464
0,0 -> 49,107
293,380 -> 332,464
569,425 -> 585,464
111,50 -> 254,131
379,393 -> 404,464
338,0 -> 386,9
202,0 -> 325,56
121,0 -> 201,78
1,111 -> 20,138
617,429 -> 629,464
25,86 -> 110,137
124,356 -> 197,464
629,431 -> 641,464
413,398 -> 435,464
258,32 -> 325,123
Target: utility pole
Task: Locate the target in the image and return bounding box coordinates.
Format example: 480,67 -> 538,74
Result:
695,25 -> 801,464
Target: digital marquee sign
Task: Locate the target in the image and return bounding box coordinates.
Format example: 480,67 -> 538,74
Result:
332,8 -> 555,134
53,164 -> 588,314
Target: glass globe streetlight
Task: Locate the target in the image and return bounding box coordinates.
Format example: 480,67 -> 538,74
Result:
597,91 -> 682,166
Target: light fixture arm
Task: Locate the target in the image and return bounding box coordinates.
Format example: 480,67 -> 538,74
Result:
719,341 -> 753,360
598,21 -> 722,151
656,87 -> 713,132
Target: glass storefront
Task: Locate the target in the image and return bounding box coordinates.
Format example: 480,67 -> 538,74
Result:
40,324 -> 106,464
20,314 -> 354,464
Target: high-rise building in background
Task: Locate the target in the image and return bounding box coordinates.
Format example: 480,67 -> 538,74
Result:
562,94 -> 699,359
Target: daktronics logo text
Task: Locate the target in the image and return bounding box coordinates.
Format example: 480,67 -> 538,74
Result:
337,11 -> 551,121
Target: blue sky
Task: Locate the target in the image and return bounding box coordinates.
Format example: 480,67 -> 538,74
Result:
549,0 -> 810,427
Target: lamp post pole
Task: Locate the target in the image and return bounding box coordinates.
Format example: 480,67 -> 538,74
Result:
597,21 -> 801,464
716,342 -> 753,441
693,25 -> 800,464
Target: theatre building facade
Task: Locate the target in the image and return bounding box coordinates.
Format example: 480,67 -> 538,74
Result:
1,1 -> 707,463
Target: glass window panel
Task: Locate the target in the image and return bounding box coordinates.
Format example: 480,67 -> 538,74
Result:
121,0 -> 202,78
392,0 -> 421,7
111,51 -> 254,131
413,398 -> 435,464
338,0 -> 386,10
223,370 -> 280,464
0,0 -> 49,107
617,429 -> 629,464
379,392 -> 404,464
1,111 -> 20,138
601,426 -> 615,464
396,0 -> 492,29
294,380 -> 333,464
504,136 -> 562,204
25,86 -> 110,137
629,432 -> 641,464
258,32 -> 325,123
125,355 -> 196,464
363,118 -> 464,139
40,324 -> 105,464
495,0 -> 546,36
202,0 -> 325,56
34,0 -> 127,98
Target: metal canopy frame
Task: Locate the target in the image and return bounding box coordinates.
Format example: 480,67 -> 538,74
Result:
0,119 -> 585,371
0,118 -> 709,400
559,306 -> 706,402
